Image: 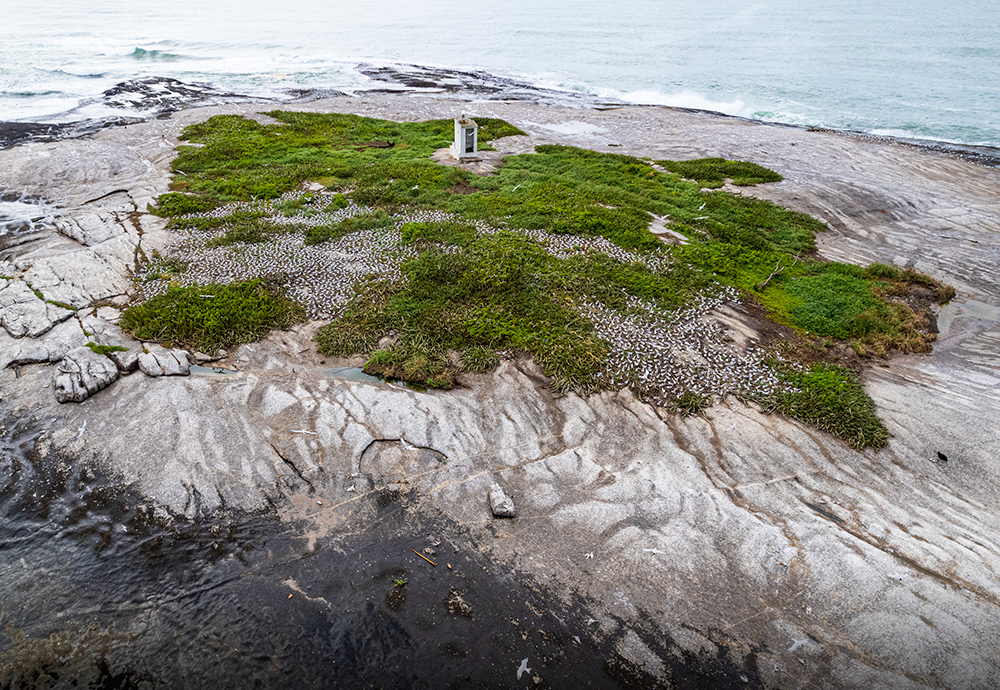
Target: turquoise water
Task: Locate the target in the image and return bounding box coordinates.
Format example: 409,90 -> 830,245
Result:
1,0 -> 999,147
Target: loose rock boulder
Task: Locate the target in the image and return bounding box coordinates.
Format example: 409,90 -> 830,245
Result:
488,485 -> 516,518
53,346 -> 120,403
138,346 -> 191,377
108,346 -> 142,373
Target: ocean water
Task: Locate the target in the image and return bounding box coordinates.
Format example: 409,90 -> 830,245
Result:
1,0 -> 999,147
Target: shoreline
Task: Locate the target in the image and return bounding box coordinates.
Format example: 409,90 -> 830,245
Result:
3,71 -> 1000,169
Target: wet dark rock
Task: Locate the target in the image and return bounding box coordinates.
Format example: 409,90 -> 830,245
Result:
446,589 -> 474,618
0,117 -> 146,150
356,63 -> 624,108
283,87 -> 350,102
3,220 -> 29,234
99,76 -> 256,114
0,121 -> 64,148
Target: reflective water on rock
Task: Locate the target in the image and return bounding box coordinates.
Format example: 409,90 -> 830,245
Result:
0,190 -> 57,236
937,298 -> 1000,338
188,364 -> 237,376
323,366 -> 383,384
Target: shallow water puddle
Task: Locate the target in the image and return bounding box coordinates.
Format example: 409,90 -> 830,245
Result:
189,364 -> 237,376
323,366 -> 383,384
937,298 -> 1000,337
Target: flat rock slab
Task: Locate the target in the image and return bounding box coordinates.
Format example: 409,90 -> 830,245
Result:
0,318 -> 87,369
0,279 -> 75,338
53,345 -> 120,403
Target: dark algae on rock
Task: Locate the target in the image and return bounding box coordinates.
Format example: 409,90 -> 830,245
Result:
139,111 -> 953,449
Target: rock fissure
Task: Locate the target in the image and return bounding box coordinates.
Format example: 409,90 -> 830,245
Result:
81,189 -> 133,206
268,440 -> 316,491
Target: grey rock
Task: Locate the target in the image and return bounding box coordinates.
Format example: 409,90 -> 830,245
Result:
0,318 -> 87,369
78,313 -> 113,339
94,306 -> 121,324
88,322 -> 143,372
0,279 -> 75,338
138,346 -> 190,377
18,236 -> 136,307
107,347 -> 142,373
53,346 -> 120,402
0,139 -> 151,208
56,212 -> 123,247
488,485 -> 516,518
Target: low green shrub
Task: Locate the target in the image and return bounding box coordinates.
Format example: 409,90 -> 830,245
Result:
119,279 -> 305,351
400,221 -> 478,246
150,192 -> 216,216
304,211 -> 394,245
658,158 -> 783,187
317,232 -> 609,392
759,362 -> 890,450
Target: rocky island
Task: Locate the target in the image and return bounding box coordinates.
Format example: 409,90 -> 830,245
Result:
1,93 -> 999,688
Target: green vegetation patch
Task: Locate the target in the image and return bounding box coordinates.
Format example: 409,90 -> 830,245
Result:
658,157 -> 783,188
317,230 -> 715,392
85,342 -> 129,356
205,216 -> 280,247
671,391 -> 711,417
119,279 -> 305,352
758,362 -> 890,450
318,232 -> 619,392
141,110 -> 954,450
304,210 -> 394,245
155,112 -> 521,211
764,262 -> 944,356
149,192 -> 215,217
400,221 -> 478,247
675,245 -> 949,357
474,117 -> 527,144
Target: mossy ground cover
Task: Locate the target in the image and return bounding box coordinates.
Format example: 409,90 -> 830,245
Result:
139,111 -> 955,449
304,210 -> 394,246
155,112 -> 524,209
658,157 -> 783,188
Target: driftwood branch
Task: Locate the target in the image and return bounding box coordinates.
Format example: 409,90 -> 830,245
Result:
756,255 -> 799,291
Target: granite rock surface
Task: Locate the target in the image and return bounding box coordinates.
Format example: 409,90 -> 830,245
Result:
2,95 -> 999,689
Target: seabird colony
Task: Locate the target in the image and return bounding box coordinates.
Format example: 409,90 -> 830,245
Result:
135,189 -> 793,403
